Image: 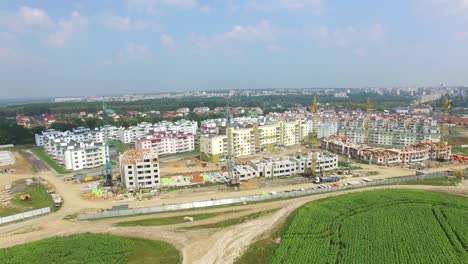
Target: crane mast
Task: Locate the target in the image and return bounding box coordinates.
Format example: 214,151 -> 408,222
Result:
364,96 -> 372,145
225,106 -> 239,187
439,94 -> 451,147
102,99 -> 113,186
310,94 -> 319,177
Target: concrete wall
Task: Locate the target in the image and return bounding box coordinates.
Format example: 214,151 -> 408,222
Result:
78,171 -> 452,220
0,207 -> 50,225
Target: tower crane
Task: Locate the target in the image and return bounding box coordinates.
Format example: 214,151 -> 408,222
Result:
439,94 -> 451,147
364,96 -> 372,145
309,94 -> 319,178
102,98 -> 113,186
225,106 -> 239,187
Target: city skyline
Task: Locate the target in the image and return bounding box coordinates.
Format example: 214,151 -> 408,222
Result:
2,1 -> 468,99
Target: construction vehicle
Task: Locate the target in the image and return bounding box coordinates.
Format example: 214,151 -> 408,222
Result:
51,193 -> 63,207
314,176 -> 340,184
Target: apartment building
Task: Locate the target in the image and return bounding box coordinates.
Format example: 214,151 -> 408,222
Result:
119,149 -> 160,190
232,152 -> 338,181
63,142 -> 106,171
199,135 -> 228,163
227,127 -> 256,157
321,136 -> 451,165
42,135 -> 106,171
35,127 -> 104,146
135,132 -> 195,155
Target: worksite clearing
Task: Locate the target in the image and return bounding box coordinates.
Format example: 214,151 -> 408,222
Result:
0,146 -> 466,264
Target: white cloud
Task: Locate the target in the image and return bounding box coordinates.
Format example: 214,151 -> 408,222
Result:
0,6 -> 53,31
126,0 -> 197,13
17,6 -> 52,27
47,11 -> 88,48
246,0 -> 324,12
191,20 -> 277,53
160,34 -> 175,49
127,42 -> 151,56
200,5 -> 211,14
310,23 -> 385,48
103,15 -> 147,32
191,20 -> 276,53
422,0 -> 468,14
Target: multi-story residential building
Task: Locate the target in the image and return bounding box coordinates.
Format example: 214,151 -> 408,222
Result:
42,135 -> 106,171
63,142 -> 106,171
199,135 -> 228,163
321,136 -> 451,165
135,132 -> 195,155
119,149 -> 160,190
232,152 -> 338,181
227,127 -> 256,157
193,107 -> 210,113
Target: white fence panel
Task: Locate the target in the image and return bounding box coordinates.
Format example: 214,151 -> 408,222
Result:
78,171 -> 453,220
0,207 -> 50,225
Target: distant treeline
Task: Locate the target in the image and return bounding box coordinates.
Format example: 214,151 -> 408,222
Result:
0,93 -> 414,116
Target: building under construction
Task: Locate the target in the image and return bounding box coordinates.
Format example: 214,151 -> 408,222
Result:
321,135 -> 451,165
119,149 -> 161,190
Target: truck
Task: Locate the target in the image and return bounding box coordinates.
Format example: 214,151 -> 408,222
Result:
314,176 -> 340,184
51,193 -> 63,207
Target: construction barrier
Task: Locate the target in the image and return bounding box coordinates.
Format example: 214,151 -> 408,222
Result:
0,207 -> 50,225
78,171 -> 453,220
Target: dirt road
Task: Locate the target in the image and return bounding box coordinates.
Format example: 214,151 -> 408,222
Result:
21,150 -> 50,172
0,180 -> 466,264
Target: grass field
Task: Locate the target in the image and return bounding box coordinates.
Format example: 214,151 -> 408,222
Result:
33,148 -> 70,174
115,210 -> 241,227
0,185 -> 54,217
0,233 -> 181,264
400,177 -> 462,186
236,190 -> 468,264
183,209 -> 278,230
110,140 -> 127,154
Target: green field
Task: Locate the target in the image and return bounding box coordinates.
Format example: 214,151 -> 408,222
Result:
33,148 -> 70,174
400,177 -> 462,186
115,210 -> 241,227
183,209 -> 278,230
237,190 -> 468,264
0,233 -> 181,264
110,140 -> 127,154
0,185 -> 54,217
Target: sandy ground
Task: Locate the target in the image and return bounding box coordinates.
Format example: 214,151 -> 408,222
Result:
0,151 -> 466,263
0,181 -> 466,264
159,145 -> 309,177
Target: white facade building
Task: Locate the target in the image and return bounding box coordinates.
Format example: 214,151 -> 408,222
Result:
135,133 -> 195,155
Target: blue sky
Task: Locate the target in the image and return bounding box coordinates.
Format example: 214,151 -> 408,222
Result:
1,0 -> 468,99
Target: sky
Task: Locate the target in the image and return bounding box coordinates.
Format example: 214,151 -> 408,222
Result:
1,0 -> 468,99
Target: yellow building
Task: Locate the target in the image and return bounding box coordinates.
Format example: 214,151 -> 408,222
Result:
200,135 -> 227,163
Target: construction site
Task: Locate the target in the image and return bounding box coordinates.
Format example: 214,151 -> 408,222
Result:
0,95 -> 467,264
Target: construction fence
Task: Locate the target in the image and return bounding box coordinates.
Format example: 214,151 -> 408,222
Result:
78,171 -> 453,220
0,207 -> 50,225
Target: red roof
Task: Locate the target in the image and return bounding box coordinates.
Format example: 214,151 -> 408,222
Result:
448,116 -> 468,124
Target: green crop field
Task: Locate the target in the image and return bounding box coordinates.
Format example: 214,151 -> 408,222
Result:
237,190 -> 468,264
0,233 -> 181,264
